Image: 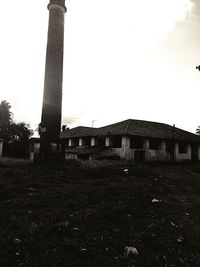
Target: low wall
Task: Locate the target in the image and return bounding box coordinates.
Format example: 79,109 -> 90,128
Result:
175,153 -> 191,161
145,150 -> 170,161
65,153 -> 78,160
90,148 -> 121,160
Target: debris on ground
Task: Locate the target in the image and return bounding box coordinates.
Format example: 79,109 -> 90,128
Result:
152,198 -> 162,203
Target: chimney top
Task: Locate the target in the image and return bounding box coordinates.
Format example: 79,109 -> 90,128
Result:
48,0 -> 67,12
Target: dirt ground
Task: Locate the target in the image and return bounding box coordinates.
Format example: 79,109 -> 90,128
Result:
0,158 -> 200,266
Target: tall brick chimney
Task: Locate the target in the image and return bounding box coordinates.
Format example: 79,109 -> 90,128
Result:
40,0 -> 66,159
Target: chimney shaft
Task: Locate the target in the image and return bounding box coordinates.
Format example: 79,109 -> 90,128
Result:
41,0 -> 66,143
48,0 -> 67,12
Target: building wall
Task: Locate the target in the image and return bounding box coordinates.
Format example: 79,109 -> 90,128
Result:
198,145 -> 200,161
111,137 -> 192,162
144,150 -> 170,161
91,137 -> 133,160
30,142 -> 40,161
64,136 -> 198,162
65,153 -> 78,160
0,140 -> 3,157
89,148 -> 121,160
174,143 -> 191,161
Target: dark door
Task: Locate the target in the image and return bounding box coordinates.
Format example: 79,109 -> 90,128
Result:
191,144 -> 198,161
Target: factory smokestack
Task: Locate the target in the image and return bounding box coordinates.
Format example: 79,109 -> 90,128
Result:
40,0 -> 66,159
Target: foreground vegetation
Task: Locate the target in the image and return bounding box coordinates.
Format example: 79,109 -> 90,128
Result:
0,158 -> 200,266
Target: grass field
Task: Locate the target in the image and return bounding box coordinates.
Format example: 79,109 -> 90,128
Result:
0,158 -> 200,266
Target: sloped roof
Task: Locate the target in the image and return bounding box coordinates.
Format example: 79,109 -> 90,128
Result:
62,119 -> 200,143
61,126 -> 97,138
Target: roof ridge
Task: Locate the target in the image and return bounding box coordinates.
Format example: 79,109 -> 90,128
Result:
99,119 -> 131,129
74,126 -> 97,129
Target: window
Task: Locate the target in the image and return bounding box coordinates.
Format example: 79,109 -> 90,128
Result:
112,136 -> 122,148
179,142 -> 188,154
82,137 -> 91,146
71,138 -> 79,147
97,137 -> 105,146
130,136 -> 143,149
149,138 -> 159,150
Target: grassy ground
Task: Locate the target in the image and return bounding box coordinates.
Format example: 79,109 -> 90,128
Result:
0,158 -> 200,266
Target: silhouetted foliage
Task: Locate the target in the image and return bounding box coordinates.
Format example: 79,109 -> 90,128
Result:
0,101 -> 33,158
9,122 -> 33,158
0,100 -> 13,123
9,122 -> 33,143
196,126 -> 200,135
0,100 -> 13,141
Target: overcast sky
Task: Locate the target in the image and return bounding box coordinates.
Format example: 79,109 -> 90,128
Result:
0,0 -> 200,134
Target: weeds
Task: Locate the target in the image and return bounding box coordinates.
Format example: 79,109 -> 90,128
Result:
0,158 -> 200,266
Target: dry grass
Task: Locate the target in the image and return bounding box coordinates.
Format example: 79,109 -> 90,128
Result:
0,158 -> 200,266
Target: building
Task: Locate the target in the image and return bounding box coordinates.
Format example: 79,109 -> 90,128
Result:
61,119 -> 200,161
0,139 -> 3,157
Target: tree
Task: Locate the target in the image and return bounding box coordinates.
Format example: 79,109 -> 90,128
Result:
9,122 -> 33,141
0,100 -> 13,124
0,100 -> 13,140
0,100 -> 33,158
196,126 -> 200,135
7,122 -> 33,158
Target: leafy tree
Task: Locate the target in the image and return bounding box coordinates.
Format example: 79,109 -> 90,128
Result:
7,122 -> 33,158
196,126 -> 200,135
0,100 -> 33,158
9,122 -> 33,143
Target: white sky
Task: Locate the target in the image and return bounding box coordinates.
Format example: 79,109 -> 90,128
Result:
0,0 -> 200,134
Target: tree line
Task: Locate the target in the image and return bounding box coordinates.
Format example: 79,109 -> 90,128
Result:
0,100 -> 33,158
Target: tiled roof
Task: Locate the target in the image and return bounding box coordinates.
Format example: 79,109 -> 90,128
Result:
62,119 -> 200,143
61,126 -> 97,138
